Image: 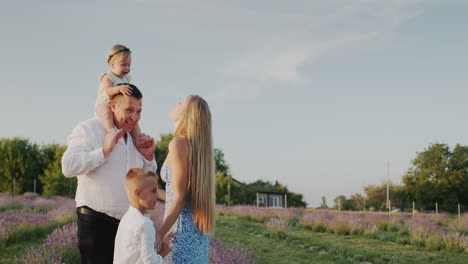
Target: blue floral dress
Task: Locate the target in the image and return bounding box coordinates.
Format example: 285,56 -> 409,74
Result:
161,164 -> 210,264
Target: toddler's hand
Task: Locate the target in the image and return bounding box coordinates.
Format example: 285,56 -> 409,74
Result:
135,134 -> 152,148
118,84 -> 133,96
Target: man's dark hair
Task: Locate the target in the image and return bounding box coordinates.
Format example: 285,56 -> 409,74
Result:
112,83 -> 143,100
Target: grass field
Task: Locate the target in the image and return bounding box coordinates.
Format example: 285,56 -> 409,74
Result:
215,215 -> 468,264
1,194 -> 467,263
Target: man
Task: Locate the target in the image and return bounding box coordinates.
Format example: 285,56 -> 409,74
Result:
62,84 -> 156,264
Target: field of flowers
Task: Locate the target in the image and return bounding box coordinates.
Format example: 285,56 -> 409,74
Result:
2,193 -> 467,264
218,205 -> 468,253
0,193 -> 255,264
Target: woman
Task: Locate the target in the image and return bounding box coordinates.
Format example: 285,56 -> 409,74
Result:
156,95 -> 215,263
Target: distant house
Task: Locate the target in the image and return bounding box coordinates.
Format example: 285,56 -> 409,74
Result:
256,191 -> 287,208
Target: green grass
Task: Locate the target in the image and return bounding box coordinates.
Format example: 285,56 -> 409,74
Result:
0,236 -> 44,264
215,215 -> 468,264
0,220 -> 76,264
3,214 -> 467,264
1,217 -> 76,248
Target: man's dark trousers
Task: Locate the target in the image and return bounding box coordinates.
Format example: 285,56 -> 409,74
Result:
76,206 -> 120,264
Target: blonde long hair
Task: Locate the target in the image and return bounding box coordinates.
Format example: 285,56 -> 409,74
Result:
175,95 -> 215,234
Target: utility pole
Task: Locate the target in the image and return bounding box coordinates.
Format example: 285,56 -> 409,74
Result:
387,161 -> 390,210
227,173 -> 231,206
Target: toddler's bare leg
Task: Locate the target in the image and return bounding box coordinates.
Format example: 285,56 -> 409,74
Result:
96,104 -> 115,133
131,123 -> 141,140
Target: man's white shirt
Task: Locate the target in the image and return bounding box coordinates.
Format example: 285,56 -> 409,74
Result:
61,118 -> 157,219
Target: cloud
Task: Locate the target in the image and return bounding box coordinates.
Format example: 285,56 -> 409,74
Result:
214,0 -> 437,98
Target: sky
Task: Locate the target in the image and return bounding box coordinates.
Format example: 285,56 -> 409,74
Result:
1,0 -> 467,207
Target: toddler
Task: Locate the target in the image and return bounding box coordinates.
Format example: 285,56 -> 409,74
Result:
114,168 -> 173,264
95,44 -> 141,138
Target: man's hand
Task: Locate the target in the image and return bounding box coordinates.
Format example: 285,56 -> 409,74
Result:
135,133 -> 155,160
102,128 -> 124,158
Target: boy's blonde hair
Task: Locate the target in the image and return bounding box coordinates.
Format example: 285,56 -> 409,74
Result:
125,168 -> 158,196
107,44 -> 132,64
175,95 -> 215,235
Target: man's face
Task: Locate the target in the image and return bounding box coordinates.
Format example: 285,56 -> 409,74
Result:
111,95 -> 142,133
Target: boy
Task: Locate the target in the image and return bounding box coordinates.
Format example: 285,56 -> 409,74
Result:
114,168 -> 173,264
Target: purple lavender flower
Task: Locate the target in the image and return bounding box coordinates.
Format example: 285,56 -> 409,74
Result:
210,239 -> 256,264
14,222 -> 79,264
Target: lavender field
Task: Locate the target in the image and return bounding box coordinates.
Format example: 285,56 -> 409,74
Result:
1,193 -> 467,264
0,193 -> 254,264
218,205 -> 468,253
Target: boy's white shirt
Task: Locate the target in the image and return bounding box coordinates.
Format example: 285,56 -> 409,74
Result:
114,206 -> 164,264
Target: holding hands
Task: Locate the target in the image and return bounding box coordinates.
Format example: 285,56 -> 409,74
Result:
156,231 -> 175,257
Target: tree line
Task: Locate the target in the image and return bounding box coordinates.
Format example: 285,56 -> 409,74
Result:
326,143 -> 468,212
0,136 -> 308,207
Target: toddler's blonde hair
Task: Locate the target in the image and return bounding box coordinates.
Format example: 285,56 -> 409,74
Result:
107,44 -> 131,64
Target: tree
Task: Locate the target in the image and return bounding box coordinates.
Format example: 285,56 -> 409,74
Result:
245,180 -> 308,208
333,195 -> 346,210
363,183 -> 404,211
154,133 -> 173,174
153,133 -> 173,189
39,145 -> 77,197
449,145 -> 468,209
320,196 -> 328,209
0,138 -> 43,194
403,143 -> 468,211
214,148 -> 230,173
350,193 -> 365,211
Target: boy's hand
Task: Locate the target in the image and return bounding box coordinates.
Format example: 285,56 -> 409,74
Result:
118,84 -> 133,96
155,231 -> 163,253
156,231 -> 174,253
156,232 -> 175,257
159,241 -> 171,258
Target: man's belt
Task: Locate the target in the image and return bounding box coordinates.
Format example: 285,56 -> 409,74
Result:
76,206 -> 120,224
